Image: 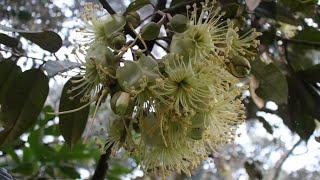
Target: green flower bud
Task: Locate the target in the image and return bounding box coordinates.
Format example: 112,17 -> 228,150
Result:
227,56 -> 251,78
140,22 -> 160,40
169,14 -> 188,33
111,91 -> 131,115
188,113 -> 205,140
110,33 -> 126,50
126,12 -> 140,28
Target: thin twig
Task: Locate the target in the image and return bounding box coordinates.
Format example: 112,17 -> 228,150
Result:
98,0 -> 116,15
270,139 -> 303,180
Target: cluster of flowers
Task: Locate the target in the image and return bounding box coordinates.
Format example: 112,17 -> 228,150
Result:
71,0 -> 261,176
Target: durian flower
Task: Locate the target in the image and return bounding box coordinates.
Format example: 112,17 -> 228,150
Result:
79,3 -> 126,46
170,0 -> 228,58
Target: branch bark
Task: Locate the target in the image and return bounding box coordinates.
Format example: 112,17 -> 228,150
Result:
277,36 -> 320,47
92,144 -> 114,180
98,0 -> 116,15
270,139 -> 303,180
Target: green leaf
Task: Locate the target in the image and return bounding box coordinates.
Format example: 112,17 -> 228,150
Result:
17,10 -> 32,22
125,0 -> 150,13
170,0 -> 185,7
0,26 -> 62,53
0,60 -> 21,104
57,143 -> 99,160
140,22 -> 160,41
58,77 -> 90,147
59,166 -> 80,179
299,64 -> 320,83
294,27 -> 320,43
0,33 -> 19,48
279,74 -> 320,140
20,31 -> 62,53
0,69 -> 49,147
28,128 -> 56,162
38,105 -> 55,127
251,60 -> 288,104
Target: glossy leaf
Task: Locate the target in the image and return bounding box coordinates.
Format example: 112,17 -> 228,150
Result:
58,77 -> 90,147
0,33 -> 19,48
281,75 -> 319,140
0,60 -> 21,104
20,31 -> 62,53
0,25 -> 62,53
0,69 -> 49,147
251,60 -> 288,104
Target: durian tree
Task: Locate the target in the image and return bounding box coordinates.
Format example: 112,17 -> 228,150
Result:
0,0 -> 320,179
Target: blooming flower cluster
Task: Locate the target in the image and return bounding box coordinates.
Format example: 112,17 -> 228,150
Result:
70,0 -> 261,177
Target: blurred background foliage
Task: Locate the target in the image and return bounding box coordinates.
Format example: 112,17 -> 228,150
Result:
0,0 -> 320,179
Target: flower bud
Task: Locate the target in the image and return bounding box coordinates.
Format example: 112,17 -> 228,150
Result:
141,22 -> 160,40
169,14 -> 188,33
188,113 -> 205,140
227,56 -> 251,78
110,33 -> 126,50
126,12 -> 140,28
111,91 -> 131,115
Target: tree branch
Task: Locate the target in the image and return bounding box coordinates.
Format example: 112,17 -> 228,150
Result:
92,144 -> 113,180
277,36 -> 320,47
270,139 -> 303,180
98,0 -> 116,15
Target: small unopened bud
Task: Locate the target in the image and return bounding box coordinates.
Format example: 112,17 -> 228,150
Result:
140,22 -> 160,40
126,12 -> 140,28
111,33 -> 126,50
227,56 -> 251,78
169,14 -> 188,33
188,113 -> 205,140
111,91 -> 131,115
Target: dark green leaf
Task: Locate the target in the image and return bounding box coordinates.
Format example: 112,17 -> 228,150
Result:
59,166 -> 80,179
251,60 -> 288,104
38,105 -> 55,127
17,10 -> 32,22
299,64 -> 320,83
58,77 -> 90,147
0,26 -> 62,53
0,60 -> 21,104
295,27 -> 320,43
57,143 -> 99,160
125,0 -> 150,13
20,31 -> 62,53
11,163 -> 38,175
255,1 -> 276,19
28,128 -> 56,162
0,33 -> 19,48
44,124 -> 60,136
281,75 -> 319,140
170,0 -> 185,7
0,69 -> 49,147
